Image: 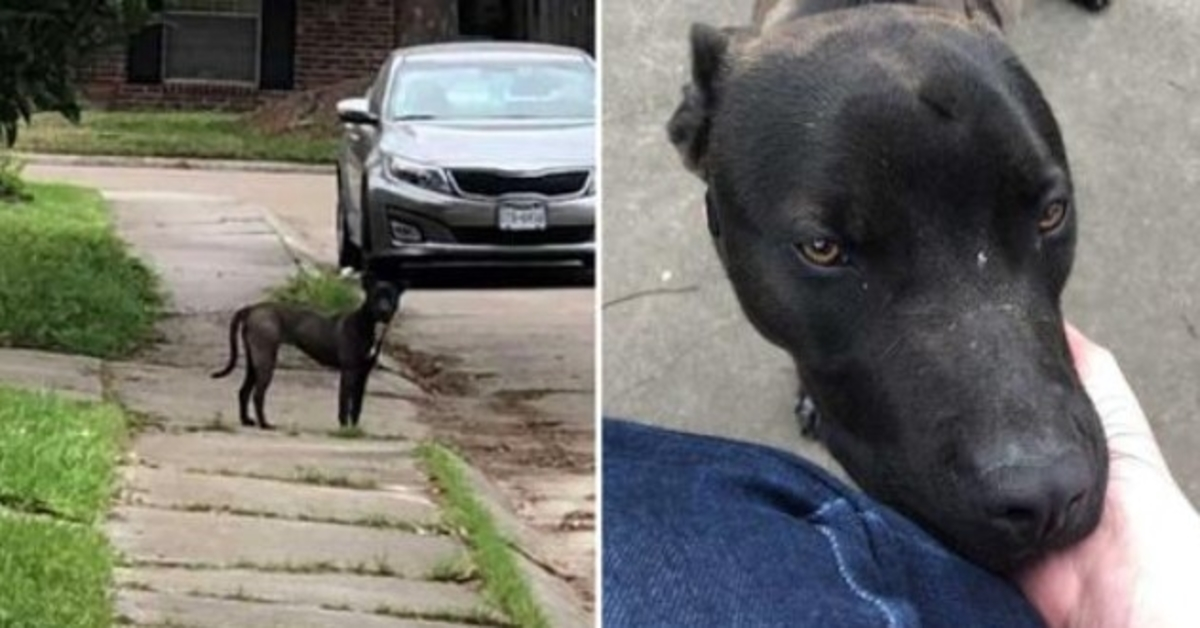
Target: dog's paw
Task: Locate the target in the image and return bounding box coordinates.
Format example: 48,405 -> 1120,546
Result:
794,394 -> 821,440
1073,0 -> 1110,11
259,422 -> 276,431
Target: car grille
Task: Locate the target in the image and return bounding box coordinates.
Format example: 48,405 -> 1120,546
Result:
451,226 -> 594,246
450,170 -> 590,198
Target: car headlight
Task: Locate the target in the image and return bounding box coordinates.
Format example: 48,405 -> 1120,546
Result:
385,155 -> 453,195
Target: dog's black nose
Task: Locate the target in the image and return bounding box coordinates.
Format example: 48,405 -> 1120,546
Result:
980,455 -> 1092,545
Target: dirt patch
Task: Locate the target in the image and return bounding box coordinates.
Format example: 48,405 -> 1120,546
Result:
388,344 -> 476,397
246,77 -> 371,138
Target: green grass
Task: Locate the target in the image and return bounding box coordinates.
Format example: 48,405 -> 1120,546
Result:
427,554 -> 480,583
0,387 -> 128,628
0,389 -> 126,521
270,270 -> 362,317
0,182 -> 162,358
0,515 -> 114,628
14,111 -> 338,164
419,443 -> 549,628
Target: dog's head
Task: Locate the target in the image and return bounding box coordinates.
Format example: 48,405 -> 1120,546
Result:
669,7 -> 1107,572
366,281 -> 401,323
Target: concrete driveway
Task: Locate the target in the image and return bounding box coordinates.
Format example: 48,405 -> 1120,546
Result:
601,0 -> 1200,503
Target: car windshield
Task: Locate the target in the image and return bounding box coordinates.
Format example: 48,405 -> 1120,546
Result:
388,55 -> 595,121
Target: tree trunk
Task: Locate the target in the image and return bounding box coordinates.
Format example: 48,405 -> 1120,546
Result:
393,0 -> 458,47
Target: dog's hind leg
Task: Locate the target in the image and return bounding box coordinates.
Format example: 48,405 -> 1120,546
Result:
238,366 -> 257,427
237,331 -> 257,427
251,365 -> 275,430
246,345 -> 277,430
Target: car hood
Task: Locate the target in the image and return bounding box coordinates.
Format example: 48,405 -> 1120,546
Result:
379,119 -> 595,171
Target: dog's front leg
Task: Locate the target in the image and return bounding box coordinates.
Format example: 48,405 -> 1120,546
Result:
338,372 -> 355,428
347,368 -> 370,428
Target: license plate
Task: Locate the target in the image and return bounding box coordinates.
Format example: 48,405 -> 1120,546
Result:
497,203 -> 548,231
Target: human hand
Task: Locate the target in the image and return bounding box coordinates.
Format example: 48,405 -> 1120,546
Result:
1016,323 -> 1200,627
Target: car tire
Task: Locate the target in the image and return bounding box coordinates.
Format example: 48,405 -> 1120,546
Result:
336,182 -> 362,271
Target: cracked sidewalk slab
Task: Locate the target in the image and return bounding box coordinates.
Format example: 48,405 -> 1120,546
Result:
115,590 -> 481,628
107,361 -> 427,440
109,506 -> 463,579
129,431 -> 430,490
106,190 -> 298,315
115,567 -> 492,620
0,349 -> 105,402
121,466 -> 440,527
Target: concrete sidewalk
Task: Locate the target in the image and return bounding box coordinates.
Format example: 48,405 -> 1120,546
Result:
0,191 -> 494,627
110,190 -> 495,628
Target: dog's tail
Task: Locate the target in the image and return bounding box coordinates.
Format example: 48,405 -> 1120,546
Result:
211,307 -> 250,379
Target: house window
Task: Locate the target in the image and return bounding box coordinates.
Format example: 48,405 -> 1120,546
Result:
162,0 -> 261,83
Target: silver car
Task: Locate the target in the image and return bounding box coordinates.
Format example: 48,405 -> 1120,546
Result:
335,41 -> 596,280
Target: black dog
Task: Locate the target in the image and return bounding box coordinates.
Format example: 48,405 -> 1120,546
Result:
667,0 -> 1110,572
211,282 -> 400,430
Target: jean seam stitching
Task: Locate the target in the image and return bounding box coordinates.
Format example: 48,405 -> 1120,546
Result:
861,510 -> 958,561
814,508 -> 899,628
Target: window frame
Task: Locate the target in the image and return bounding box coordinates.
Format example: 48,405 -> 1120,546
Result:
160,0 -> 264,86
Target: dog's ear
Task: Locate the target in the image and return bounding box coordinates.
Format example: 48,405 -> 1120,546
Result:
667,23 -> 745,179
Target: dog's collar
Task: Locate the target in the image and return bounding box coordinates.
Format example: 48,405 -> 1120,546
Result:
704,187 -> 721,239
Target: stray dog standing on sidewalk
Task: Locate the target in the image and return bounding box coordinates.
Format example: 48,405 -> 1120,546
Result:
211,281 -> 401,430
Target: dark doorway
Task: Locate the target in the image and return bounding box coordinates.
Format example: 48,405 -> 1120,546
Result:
456,0 -> 594,54
458,0 -> 519,41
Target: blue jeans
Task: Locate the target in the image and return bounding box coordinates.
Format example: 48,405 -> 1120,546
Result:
603,419 -> 1047,627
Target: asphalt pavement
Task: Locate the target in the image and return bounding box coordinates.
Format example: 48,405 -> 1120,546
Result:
601,0 -> 1200,502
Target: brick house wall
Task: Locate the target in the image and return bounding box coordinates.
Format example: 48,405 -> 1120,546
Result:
80,46 -> 288,110
82,0 -> 405,111
80,0 -> 592,111
294,0 -> 397,91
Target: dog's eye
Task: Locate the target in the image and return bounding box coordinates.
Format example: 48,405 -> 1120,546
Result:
796,238 -> 846,267
1038,201 -> 1069,233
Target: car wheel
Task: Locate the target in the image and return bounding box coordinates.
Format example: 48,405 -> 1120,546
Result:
336,183 -> 362,271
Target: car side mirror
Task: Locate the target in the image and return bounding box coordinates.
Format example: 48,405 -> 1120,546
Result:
337,98 -> 379,126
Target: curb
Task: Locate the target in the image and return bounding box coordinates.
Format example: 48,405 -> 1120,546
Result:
16,152 -> 334,175
459,461 -> 592,628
